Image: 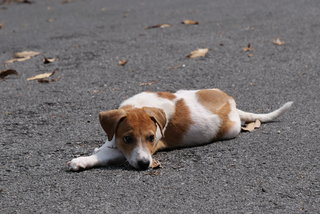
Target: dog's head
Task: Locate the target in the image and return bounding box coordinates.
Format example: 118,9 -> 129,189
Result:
99,107 -> 166,170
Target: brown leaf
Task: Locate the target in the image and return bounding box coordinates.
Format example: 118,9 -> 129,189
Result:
5,56 -> 31,64
186,48 -> 209,58
43,57 -> 56,64
241,120 -> 261,132
0,69 -> 18,79
27,71 -> 55,81
47,18 -> 55,23
247,53 -> 254,57
145,24 -> 171,29
14,51 -> 40,58
1,0 -> 32,4
0,23 -> 3,29
272,38 -> 285,46
242,43 -> 253,52
139,81 -> 155,86
5,51 -> 40,64
181,19 -> 199,25
151,159 -> 162,169
38,76 -> 61,83
118,59 -> 127,66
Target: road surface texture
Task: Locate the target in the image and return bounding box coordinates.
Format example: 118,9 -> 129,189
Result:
1,0 -> 319,213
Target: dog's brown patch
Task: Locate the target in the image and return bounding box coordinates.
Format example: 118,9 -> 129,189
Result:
196,89 -> 235,139
115,108 -> 157,156
156,92 -> 176,100
120,105 -> 133,110
162,99 -> 192,148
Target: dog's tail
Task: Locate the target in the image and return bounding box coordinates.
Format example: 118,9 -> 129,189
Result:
237,101 -> 293,123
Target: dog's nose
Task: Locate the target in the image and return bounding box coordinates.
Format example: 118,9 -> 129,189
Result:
137,159 -> 150,170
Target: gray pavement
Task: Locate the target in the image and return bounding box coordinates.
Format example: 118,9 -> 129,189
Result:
1,0 -> 319,213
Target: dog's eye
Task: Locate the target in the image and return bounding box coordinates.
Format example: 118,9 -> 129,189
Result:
123,136 -> 133,144
147,135 -> 155,142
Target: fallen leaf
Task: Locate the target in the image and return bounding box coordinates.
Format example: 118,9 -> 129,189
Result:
14,51 -> 40,58
181,19 -> 199,25
186,48 -> 209,58
145,24 -> 171,29
139,81 -> 155,86
272,38 -> 285,46
5,51 -> 40,64
0,23 -> 3,29
241,120 -> 261,132
0,69 -> 18,79
118,59 -> 127,66
43,57 -> 56,64
47,18 -> 55,23
242,43 -> 253,52
27,71 -> 55,81
151,159 -> 162,169
5,56 -> 31,64
247,53 -> 254,57
1,0 -> 32,4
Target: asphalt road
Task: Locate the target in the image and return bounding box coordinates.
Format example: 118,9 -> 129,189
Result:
1,0 -> 319,213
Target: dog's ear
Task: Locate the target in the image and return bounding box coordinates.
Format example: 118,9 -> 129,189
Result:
143,107 -> 167,137
99,109 -> 126,141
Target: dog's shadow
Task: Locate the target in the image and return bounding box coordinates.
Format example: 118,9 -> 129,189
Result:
64,162 -> 137,173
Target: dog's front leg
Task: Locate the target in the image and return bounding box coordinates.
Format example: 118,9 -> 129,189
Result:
68,139 -> 125,171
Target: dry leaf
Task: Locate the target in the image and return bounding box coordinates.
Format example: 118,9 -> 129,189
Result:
241,120 -> 261,132
139,81 -> 155,86
5,51 -> 40,64
0,69 -> 18,79
47,18 -> 55,23
186,48 -> 209,58
27,71 -> 55,81
181,19 -> 199,25
247,53 -> 254,57
242,43 -> 253,52
272,38 -> 285,46
145,24 -> 171,29
1,0 -> 32,4
14,51 -> 40,58
43,57 -> 56,64
118,59 -> 127,66
0,23 -> 3,29
151,159 -> 162,169
5,56 -> 31,64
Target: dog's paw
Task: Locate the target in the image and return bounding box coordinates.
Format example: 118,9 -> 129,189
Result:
93,147 -> 99,154
67,157 -> 88,171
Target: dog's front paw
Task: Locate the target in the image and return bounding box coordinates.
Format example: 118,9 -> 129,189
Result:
67,157 -> 88,171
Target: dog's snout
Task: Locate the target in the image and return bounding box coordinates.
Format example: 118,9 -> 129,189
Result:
137,159 -> 150,170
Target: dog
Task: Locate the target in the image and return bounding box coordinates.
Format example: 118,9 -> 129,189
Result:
68,89 -> 293,171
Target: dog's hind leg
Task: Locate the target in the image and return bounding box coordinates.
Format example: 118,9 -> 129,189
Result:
68,139 -> 125,171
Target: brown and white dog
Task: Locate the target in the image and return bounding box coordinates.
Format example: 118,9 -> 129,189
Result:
68,89 -> 293,171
